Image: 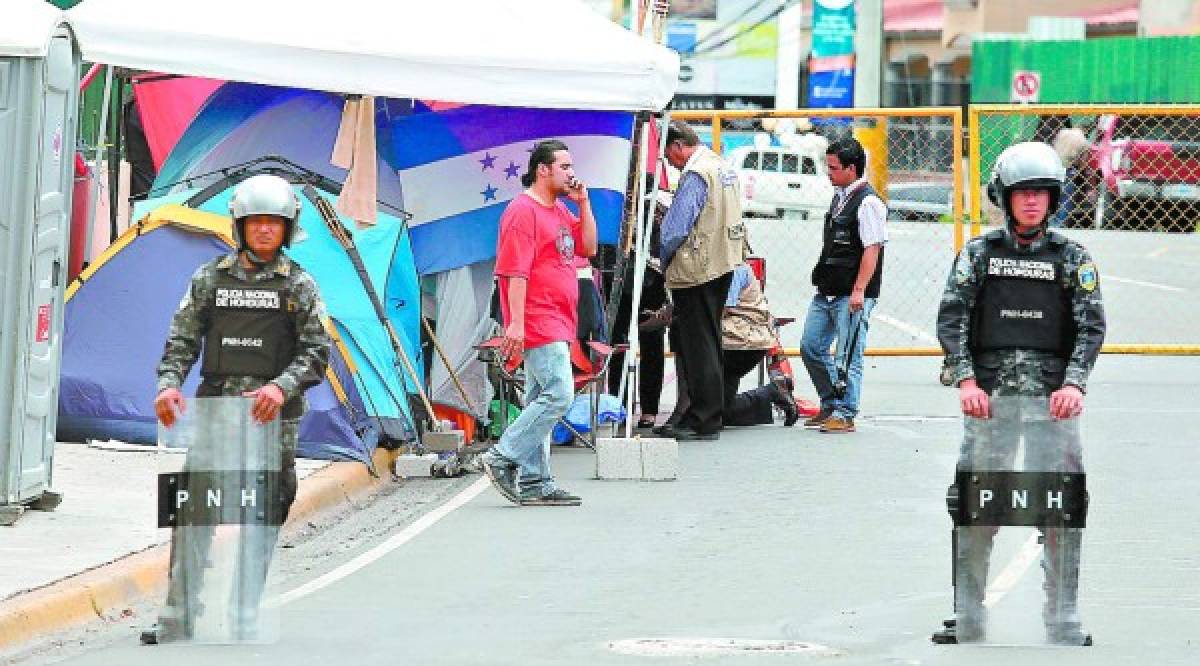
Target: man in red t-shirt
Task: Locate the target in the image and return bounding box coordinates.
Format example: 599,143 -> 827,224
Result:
480,139 -> 597,507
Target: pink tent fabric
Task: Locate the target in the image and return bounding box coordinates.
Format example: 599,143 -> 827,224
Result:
132,74 -> 223,170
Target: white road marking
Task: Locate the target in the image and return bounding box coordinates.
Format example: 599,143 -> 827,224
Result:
1146,246 -> 1169,258
874,313 -> 939,344
983,532 -> 1042,608
269,477 -> 490,607
1104,274 -> 1185,292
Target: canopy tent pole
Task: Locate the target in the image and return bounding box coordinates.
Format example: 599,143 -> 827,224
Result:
621,112 -> 669,438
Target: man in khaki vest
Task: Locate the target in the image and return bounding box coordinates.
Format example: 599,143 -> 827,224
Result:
658,120 -> 747,441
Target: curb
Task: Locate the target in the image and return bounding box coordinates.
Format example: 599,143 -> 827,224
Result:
0,446 -> 397,654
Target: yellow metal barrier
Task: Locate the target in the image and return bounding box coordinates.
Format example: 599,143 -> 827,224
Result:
968,104 -> 1200,354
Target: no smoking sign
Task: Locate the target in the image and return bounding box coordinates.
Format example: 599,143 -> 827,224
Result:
1011,70 -> 1041,103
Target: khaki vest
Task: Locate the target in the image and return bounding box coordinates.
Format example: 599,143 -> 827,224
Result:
722,273 -> 775,350
665,147 -> 748,288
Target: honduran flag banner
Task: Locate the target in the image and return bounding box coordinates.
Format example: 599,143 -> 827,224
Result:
385,105 -> 636,275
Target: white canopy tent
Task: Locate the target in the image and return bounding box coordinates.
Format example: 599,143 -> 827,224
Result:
2,0 -> 67,57
68,0 -> 679,111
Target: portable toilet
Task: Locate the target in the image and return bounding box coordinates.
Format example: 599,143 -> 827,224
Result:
0,2 -> 80,525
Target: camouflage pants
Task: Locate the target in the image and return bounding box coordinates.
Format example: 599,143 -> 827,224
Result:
953,396 -> 1085,642
158,419 -> 298,637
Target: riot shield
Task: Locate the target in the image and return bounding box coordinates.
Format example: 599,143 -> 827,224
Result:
156,396 -> 283,644
948,395 -> 1089,646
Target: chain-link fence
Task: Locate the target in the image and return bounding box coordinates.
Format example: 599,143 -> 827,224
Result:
670,108 -> 964,353
970,104 -> 1200,350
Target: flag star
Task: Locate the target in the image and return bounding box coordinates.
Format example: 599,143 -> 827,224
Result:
481,184 -> 499,202
479,152 -> 497,170
504,161 -> 520,180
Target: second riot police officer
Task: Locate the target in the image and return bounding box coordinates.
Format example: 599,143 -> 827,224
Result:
935,141 -> 1106,645
143,174 -> 331,644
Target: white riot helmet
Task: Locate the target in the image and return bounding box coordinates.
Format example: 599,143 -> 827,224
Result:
228,174 -> 302,248
986,141 -> 1066,238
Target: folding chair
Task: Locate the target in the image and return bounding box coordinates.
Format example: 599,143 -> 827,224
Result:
475,338 -> 627,450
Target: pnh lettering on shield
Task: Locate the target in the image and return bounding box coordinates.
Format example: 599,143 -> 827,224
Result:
979,488 -> 1064,511
215,288 -> 281,309
987,257 -> 1055,280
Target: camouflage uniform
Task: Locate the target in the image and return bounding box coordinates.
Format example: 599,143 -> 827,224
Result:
158,251 -> 331,485
154,251 -> 329,637
937,229 -> 1106,396
935,228 -> 1106,644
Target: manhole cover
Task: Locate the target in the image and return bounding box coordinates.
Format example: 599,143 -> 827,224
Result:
609,638 -> 844,657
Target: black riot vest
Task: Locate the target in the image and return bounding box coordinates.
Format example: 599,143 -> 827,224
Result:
201,272 -> 296,379
972,232 -> 1073,356
811,183 -> 885,297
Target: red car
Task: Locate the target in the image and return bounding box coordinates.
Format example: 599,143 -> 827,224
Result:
1082,114 -> 1200,232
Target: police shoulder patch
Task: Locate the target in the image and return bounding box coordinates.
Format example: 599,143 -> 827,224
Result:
1077,262 -> 1098,292
953,255 -> 972,285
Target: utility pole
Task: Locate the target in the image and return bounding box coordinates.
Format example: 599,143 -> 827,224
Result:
853,0 -> 883,107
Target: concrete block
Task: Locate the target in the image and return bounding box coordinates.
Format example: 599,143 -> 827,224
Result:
639,437 -> 678,481
595,437 -> 642,480
393,453 -> 438,478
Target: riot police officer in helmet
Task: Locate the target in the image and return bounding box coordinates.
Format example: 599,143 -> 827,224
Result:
143,174 -> 330,644
935,142 -> 1106,645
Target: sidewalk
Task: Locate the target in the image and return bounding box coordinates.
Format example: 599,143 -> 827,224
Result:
0,440 -> 394,653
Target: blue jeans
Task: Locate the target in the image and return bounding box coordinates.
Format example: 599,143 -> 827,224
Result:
800,294 -> 876,419
492,341 -> 572,493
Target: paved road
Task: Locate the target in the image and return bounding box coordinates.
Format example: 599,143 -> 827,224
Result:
35,356 -> 1200,665
743,217 -> 1200,349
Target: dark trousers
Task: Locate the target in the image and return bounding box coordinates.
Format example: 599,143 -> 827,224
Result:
607,266 -> 667,414
670,271 -> 733,434
723,348 -> 773,426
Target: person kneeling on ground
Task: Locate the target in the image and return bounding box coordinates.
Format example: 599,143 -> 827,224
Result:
660,262 -> 799,436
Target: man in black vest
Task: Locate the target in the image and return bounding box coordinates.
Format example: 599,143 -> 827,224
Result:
934,141 -> 1105,645
800,137 -> 887,433
143,174 -> 330,644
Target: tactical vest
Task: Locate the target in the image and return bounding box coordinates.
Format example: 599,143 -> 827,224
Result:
811,183 -> 884,297
664,147 -> 748,289
972,232 -> 1073,356
201,272 -> 296,379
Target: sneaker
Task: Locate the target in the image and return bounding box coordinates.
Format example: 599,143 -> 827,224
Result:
479,452 -> 520,504
819,415 -> 856,433
768,382 -> 800,427
519,487 -> 582,506
803,408 -> 834,428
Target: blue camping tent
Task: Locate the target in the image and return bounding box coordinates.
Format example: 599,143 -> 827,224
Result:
58,185 -> 423,462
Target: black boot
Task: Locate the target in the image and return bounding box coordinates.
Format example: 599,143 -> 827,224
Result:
768,381 -> 799,426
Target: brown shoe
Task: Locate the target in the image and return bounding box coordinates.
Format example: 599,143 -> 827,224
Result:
803,408 -> 834,428
819,416 -> 855,433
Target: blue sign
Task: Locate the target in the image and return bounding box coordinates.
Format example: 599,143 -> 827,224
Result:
808,68 -> 855,108
812,0 -> 856,58
666,21 -> 698,54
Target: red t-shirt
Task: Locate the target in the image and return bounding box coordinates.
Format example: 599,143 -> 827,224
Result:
494,193 -> 585,349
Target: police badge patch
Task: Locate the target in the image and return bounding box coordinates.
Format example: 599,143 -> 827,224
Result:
1077,263 -> 1098,292
954,255 -> 972,285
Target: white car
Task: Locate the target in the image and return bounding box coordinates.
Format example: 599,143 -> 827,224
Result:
728,142 -> 834,220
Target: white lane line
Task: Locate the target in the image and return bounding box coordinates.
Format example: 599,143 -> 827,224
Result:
1146,246 -> 1169,258
983,532 -> 1042,608
874,313 -> 939,344
1104,274 -> 1185,292
269,477 -> 490,607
